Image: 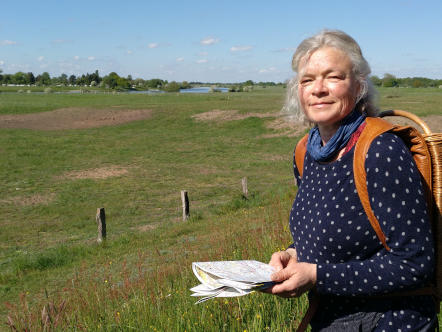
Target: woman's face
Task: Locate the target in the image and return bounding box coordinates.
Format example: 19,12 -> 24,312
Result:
297,47 -> 360,127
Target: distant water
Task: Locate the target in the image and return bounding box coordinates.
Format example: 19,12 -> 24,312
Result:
127,90 -> 164,94
180,87 -> 229,93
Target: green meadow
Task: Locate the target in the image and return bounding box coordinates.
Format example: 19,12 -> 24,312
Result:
1,86 -> 441,331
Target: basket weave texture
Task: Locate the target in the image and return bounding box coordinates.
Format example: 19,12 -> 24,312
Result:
380,110 -> 442,299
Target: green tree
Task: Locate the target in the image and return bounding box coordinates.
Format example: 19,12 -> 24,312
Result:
181,81 -> 191,89
90,70 -> 101,84
146,78 -> 165,89
370,75 -> 382,87
26,72 -> 35,85
36,72 -> 51,86
2,74 -> 12,84
382,73 -> 398,87
12,72 -> 26,85
134,78 -> 145,88
102,72 -> 130,89
102,72 -> 119,89
59,73 -> 68,86
116,76 -> 130,89
163,81 -> 181,92
68,74 -> 76,85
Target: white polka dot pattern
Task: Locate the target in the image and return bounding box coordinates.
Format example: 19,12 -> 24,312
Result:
290,132 -> 436,330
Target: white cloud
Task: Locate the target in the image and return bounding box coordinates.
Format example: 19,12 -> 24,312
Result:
176,57 -> 184,62
1,40 -> 17,46
148,43 -> 159,49
87,56 -> 95,61
230,45 -> 253,52
273,47 -> 296,53
37,56 -> 45,62
127,50 -> 133,54
74,55 -> 80,60
200,37 -> 219,46
0,60 -> 4,65
196,59 -> 208,64
259,66 -> 277,73
198,51 -> 208,56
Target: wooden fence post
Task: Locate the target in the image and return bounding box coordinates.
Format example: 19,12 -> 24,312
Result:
96,207 -> 106,243
242,177 -> 248,199
181,190 -> 190,221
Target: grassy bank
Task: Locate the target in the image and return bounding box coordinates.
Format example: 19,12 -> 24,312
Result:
1,86 -> 441,330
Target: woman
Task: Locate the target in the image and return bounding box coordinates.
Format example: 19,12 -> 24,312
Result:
266,30 -> 437,331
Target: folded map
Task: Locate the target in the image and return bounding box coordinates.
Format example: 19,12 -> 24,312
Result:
190,260 -> 276,303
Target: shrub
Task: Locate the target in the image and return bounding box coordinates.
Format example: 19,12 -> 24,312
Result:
163,81 -> 181,92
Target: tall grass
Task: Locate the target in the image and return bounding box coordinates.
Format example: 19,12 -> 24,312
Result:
5,188 -> 311,331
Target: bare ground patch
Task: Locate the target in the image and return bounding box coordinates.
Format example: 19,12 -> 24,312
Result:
0,108 -> 153,130
192,109 -> 275,122
137,223 -> 160,232
262,117 -> 309,138
61,166 -> 129,180
192,109 -> 308,138
1,193 -> 56,206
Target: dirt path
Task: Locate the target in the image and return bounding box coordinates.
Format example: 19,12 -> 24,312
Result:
0,108 -> 153,130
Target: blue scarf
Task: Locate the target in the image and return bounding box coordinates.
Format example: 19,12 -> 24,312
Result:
307,109 -> 366,162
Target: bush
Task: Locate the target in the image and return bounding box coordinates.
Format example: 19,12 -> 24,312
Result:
163,81 -> 181,92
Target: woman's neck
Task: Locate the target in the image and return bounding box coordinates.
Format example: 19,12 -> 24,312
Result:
317,123 -> 340,145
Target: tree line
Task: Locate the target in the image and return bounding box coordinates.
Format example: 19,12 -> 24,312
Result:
0,69 -> 171,90
1,69 -> 440,90
370,73 -> 442,88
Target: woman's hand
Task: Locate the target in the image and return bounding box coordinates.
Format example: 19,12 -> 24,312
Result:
268,248 -> 298,271
263,249 -> 317,298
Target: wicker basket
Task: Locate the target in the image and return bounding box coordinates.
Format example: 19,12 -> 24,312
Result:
380,109 -> 442,299
380,110 -> 441,217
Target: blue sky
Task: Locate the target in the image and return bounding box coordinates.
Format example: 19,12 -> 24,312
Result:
1,0 -> 441,83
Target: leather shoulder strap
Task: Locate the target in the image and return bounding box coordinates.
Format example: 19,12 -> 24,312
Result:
354,117 -> 394,251
294,134 -> 309,178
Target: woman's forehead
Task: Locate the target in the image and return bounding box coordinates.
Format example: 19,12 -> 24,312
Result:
298,47 -> 353,75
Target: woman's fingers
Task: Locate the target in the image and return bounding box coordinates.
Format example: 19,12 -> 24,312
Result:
271,264 -> 295,282
267,262 -> 317,298
268,251 -> 290,271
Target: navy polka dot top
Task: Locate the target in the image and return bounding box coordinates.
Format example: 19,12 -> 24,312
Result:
289,132 -> 437,330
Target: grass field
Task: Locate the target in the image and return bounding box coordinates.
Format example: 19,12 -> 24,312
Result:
1,86 -> 441,331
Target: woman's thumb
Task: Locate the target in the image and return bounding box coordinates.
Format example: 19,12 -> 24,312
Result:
271,268 -> 289,282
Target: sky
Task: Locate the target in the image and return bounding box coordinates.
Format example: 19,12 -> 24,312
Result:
1,0 -> 441,83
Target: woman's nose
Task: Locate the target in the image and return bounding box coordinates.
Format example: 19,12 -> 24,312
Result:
312,79 -> 327,95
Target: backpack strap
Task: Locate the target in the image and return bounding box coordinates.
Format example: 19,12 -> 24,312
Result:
354,117 -> 434,251
354,117 -> 394,251
294,134 -> 309,178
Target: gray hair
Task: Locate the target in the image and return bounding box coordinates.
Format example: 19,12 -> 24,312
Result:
283,29 -> 378,122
